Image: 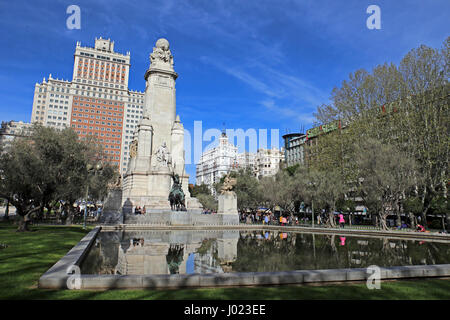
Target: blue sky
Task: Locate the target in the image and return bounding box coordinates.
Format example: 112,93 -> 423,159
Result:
0,0 -> 448,182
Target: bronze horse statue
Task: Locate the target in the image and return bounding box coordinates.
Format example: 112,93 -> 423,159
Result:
169,192 -> 186,211
168,173 -> 186,211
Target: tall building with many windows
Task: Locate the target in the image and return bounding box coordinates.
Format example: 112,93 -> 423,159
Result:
0,121 -> 33,151
196,132 -> 284,194
30,76 -> 72,129
121,90 -> 144,174
282,132 -> 306,167
30,37 -> 144,173
253,147 -> 284,179
195,132 -> 238,194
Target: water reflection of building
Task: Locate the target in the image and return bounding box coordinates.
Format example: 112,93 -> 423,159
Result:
193,237 -> 239,274
348,238 -> 412,266
113,230 -> 238,275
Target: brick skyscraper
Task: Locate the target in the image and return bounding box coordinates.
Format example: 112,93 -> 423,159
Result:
30,37 -> 144,173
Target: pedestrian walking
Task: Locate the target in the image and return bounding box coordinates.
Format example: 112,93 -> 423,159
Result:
339,213 -> 345,228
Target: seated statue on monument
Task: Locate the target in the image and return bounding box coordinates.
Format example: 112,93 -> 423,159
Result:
168,173 -> 186,211
155,142 -> 172,167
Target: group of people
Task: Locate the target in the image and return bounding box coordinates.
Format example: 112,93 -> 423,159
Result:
239,212 -> 302,226
240,212 -> 271,224
238,212 -> 350,228
73,205 -> 102,219
133,206 -> 146,215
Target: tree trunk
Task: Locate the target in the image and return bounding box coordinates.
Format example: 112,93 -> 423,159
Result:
421,208 -> 429,228
396,199 -> 402,227
65,203 -> 76,225
3,199 -> 9,221
17,213 -> 31,232
379,210 -> 389,231
396,212 -> 402,227
421,187 -> 431,228
409,212 -> 415,228
327,211 -> 337,228
443,175 -> 448,231
16,206 -> 42,231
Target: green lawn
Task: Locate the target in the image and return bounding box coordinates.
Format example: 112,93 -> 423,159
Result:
1,222 -> 449,300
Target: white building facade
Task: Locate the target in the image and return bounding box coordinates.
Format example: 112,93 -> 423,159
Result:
195,132 -> 238,194
196,133 -> 284,193
253,147 -> 284,179
0,121 -> 33,151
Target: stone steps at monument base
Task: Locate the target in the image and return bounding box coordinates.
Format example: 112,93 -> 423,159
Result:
123,212 -> 239,226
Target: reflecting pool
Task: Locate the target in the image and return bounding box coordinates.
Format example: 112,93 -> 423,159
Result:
80,230 -> 450,275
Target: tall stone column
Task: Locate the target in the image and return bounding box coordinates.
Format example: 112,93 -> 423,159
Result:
171,115 -> 185,177
144,38 -> 177,153
122,38 -> 203,214
131,117 -> 154,172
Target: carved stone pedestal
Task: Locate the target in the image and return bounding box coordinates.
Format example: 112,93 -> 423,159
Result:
218,193 -> 238,215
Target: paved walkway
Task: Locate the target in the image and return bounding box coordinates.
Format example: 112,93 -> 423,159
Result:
102,223 -> 450,242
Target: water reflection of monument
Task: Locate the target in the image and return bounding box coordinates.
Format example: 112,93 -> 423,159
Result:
88,231 -> 450,275
114,231 -> 238,275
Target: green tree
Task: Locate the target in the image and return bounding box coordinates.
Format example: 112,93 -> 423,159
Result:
354,139 -> 419,230
259,169 -> 302,217
188,183 -> 217,211
429,195 -> 450,231
189,184 -> 211,197
312,38 -> 449,226
195,193 -> 218,211
216,169 -> 262,212
0,125 -> 115,231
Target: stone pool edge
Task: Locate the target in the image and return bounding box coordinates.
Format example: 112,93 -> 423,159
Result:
38,225 -> 450,290
38,226 -> 101,289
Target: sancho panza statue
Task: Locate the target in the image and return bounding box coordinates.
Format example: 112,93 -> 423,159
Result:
218,174 -> 238,215
220,175 -> 237,195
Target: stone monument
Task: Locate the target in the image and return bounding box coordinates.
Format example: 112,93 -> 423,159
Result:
217,174 -> 238,215
122,38 -> 202,213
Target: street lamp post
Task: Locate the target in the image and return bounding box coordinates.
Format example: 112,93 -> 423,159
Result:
83,163 -> 102,230
83,185 -> 89,230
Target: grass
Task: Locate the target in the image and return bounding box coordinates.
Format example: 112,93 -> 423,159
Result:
1,221 -> 450,300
